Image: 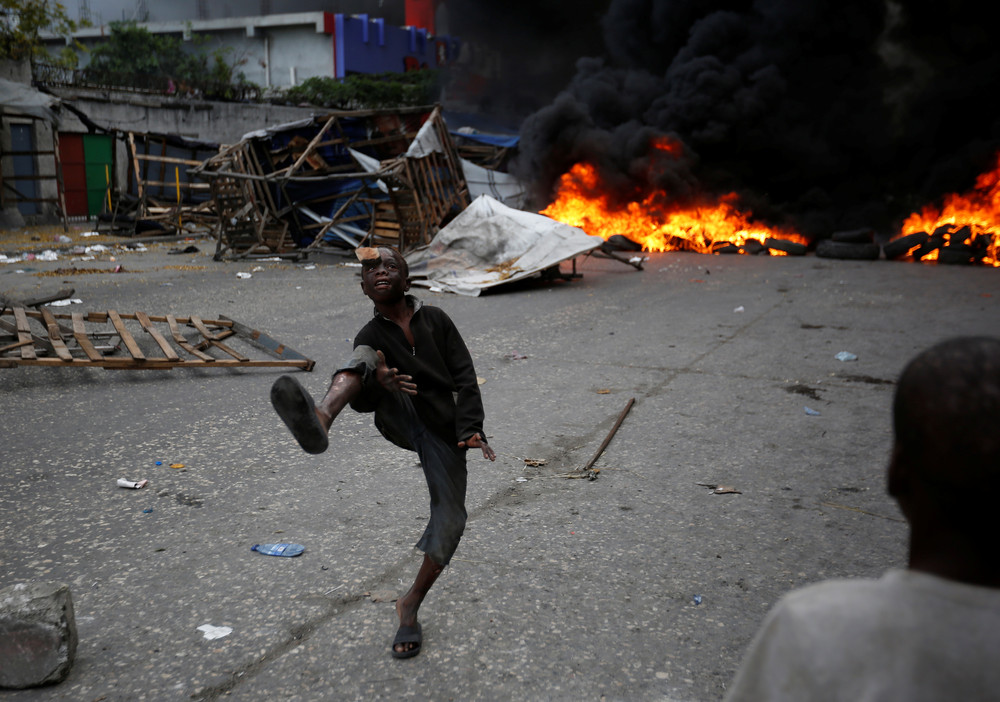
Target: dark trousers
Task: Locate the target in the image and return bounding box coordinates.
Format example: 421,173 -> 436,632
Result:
337,346 -> 468,566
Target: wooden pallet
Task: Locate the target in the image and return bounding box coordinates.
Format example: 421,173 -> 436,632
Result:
0,307 -> 314,371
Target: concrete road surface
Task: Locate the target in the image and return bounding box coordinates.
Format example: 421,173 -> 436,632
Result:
2,236 -> 998,701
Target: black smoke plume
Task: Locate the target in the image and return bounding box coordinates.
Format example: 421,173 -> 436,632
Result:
464,0 -> 1000,240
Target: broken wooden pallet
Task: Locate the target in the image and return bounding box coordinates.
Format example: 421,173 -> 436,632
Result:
0,307 -> 314,371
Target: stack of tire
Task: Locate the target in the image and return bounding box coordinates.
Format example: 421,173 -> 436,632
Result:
883,225 -> 986,265
815,228 -> 881,260
712,238 -> 808,256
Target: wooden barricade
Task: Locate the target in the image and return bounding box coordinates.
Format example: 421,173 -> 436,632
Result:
0,307 -> 314,371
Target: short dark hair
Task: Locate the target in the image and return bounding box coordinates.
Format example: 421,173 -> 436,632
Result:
894,336 -> 1000,488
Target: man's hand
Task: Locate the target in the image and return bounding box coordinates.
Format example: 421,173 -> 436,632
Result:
459,432 -> 496,461
375,350 -> 417,395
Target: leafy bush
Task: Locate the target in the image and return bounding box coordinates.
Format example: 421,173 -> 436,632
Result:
283,70 -> 440,109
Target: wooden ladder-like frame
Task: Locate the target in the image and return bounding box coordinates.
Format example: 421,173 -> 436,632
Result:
0,307 -> 314,371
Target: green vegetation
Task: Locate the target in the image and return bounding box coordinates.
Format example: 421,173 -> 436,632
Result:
283,71 -> 440,109
1,0 -> 79,61
81,21 -> 259,100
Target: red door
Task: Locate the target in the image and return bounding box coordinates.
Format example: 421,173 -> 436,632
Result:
59,133 -> 88,216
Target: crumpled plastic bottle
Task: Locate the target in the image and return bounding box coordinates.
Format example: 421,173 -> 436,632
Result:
251,543 -> 304,557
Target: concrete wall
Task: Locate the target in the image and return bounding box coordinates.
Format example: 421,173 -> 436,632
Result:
265,24 -> 336,87
50,87 -> 318,145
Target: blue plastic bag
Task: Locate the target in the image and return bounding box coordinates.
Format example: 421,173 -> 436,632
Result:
251,543 -> 305,557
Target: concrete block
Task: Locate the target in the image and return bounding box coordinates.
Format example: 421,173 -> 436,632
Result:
0,582 -> 78,689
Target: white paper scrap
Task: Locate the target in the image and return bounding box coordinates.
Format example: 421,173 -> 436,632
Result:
197,624 -> 233,640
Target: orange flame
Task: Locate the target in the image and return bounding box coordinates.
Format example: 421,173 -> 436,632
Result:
541,138 -> 806,255
892,153 -> 1000,266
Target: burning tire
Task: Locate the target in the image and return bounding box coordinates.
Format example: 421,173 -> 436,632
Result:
604,234 -> 643,251
883,231 -> 930,260
914,235 -> 945,260
831,228 -> 875,244
815,240 -> 881,260
764,238 -> 807,256
938,244 -> 976,265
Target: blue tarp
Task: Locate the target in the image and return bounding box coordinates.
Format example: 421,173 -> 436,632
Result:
450,131 -> 520,149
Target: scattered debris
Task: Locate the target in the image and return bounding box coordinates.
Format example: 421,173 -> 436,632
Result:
693,595 -> 703,605
697,483 -> 742,494
251,543 -> 305,557
523,458 -> 547,467
193,106 -> 470,260
582,397 -> 636,473
835,351 -> 858,362
196,624 -> 232,640
116,479 -> 147,489
804,406 -> 822,416
558,470 -> 600,481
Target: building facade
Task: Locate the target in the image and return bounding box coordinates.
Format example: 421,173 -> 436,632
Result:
44,10 -> 458,90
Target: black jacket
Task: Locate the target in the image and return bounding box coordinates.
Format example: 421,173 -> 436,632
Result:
352,296 -> 486,446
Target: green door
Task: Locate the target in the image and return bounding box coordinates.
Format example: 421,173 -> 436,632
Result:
83,134 -> 112,216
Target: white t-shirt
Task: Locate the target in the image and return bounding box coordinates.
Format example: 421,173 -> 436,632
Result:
725,569 -> 1000,702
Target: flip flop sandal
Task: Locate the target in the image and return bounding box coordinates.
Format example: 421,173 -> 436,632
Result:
270,375 -> 328,454
391,622 -> 422,659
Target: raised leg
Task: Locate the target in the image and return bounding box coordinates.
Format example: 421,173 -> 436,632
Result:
270,370 -> 361,454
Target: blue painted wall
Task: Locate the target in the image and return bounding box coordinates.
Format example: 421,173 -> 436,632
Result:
333,13 -> 459,78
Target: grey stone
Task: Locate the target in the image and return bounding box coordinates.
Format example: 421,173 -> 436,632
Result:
0,582 -> 78,689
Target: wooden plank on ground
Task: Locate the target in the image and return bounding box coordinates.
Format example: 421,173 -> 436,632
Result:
40,307 -> 75,362
108,309 -> 145,361
167,314 -> 215,361
136,310 -> 180,360
71,313 -> 104,361
190,315 -> 248,361
13,307 -> 36,360
0,339 -> 34,354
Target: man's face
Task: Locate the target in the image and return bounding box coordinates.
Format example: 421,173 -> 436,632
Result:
360,248 -> 409,303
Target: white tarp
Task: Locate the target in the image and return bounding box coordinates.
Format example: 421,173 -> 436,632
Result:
404,195 -> 603,296
461,158 -> 526,209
